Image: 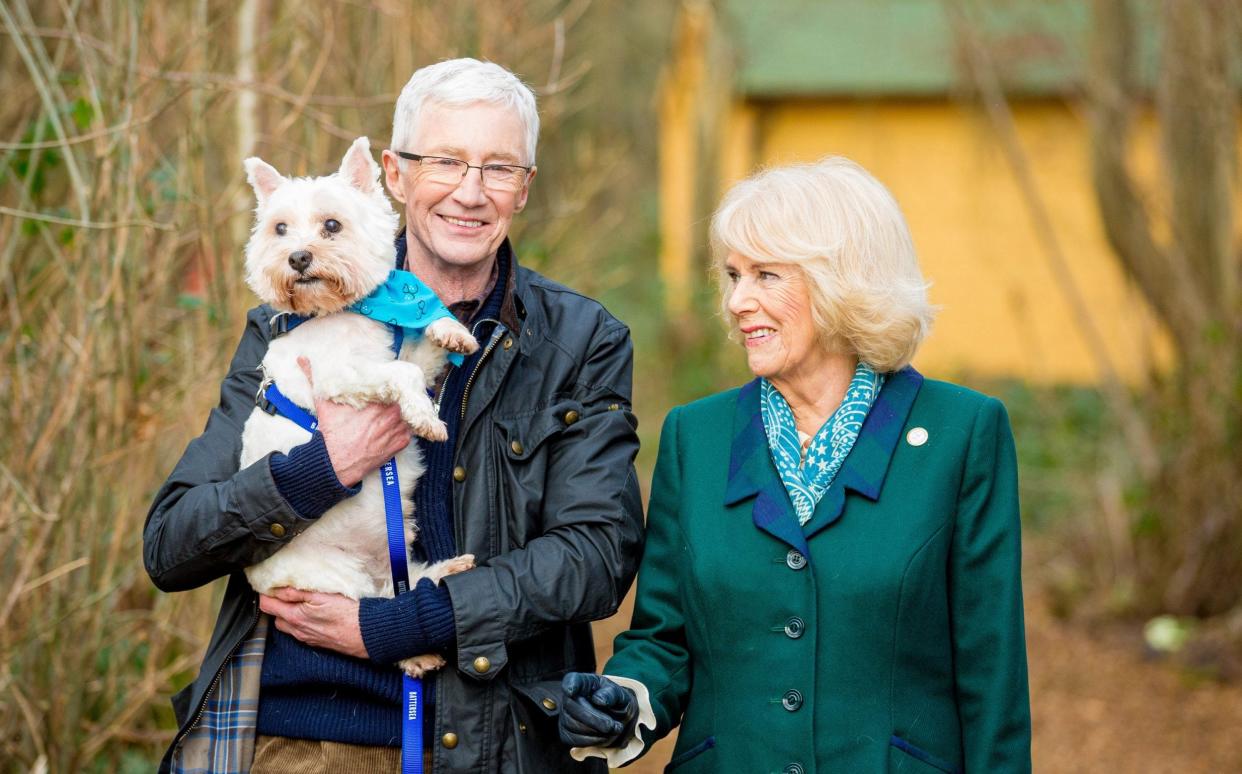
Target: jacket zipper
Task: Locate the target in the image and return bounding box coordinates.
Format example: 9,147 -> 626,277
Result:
170,604 -> 262,758
433,365 -> 451,414
459,327 -> 507,422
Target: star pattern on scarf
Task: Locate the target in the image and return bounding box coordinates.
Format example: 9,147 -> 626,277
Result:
760,362 -> 884,525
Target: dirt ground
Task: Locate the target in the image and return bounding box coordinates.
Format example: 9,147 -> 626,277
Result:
590,586 -> 1242,773
1024,595 -> 1242,773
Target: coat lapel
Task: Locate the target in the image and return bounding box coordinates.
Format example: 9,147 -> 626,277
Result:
724,368 -> 926,553
803,365 -> 924,539
724,379 -> 810,556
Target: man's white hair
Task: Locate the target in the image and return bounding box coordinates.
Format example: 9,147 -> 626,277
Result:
391,58 -> 539,165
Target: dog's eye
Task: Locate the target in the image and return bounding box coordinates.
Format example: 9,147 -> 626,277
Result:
275,222 -> 287,236
324,219 -> 341,234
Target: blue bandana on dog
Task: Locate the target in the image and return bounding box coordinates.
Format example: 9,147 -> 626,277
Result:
350,269 -> 463,365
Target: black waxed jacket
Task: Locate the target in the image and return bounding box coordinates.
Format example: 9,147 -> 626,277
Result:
144,252 -> 644,772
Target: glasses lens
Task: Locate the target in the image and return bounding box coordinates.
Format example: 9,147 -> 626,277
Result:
481,165 -> 527,192
420,157 -> 468,184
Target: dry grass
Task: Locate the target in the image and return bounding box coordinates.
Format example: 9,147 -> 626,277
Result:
0,1 -> 670,769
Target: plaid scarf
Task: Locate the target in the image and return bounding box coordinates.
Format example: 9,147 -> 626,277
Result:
170,616 -> 268,773
760,362 -> 883,525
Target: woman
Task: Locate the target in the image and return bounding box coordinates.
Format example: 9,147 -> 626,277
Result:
559,158 -> 1030,773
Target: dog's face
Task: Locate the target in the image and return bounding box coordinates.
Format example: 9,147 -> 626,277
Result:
243,137 -> 400,315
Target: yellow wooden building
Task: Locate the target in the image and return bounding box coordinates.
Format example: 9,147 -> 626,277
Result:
660,0 -> 1170,384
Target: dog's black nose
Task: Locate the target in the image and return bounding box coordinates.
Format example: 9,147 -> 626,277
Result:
288,250 -> 313,273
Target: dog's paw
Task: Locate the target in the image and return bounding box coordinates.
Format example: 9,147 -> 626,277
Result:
427,554 -> 475,583
426,318 -> 479,355
444,553 -> 476,575
398,653 -> 446,679
407,413 -> 448,442
397,393 -> 448,441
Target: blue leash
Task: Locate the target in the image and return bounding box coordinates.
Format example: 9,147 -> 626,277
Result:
380,455 -> 424,774
261,322 -> 423,774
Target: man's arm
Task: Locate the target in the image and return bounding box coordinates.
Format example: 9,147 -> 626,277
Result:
144,307 -> 305,592
443,322 -> 645,676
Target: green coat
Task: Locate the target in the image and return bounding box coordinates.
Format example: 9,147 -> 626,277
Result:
606,368 -> 1030,774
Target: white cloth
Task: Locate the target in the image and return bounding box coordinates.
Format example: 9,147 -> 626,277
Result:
568,675 -> 657,767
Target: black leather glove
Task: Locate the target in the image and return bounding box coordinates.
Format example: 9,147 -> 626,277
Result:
558,672 -> 640,748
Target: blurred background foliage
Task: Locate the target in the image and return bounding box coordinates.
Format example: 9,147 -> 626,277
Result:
0,1 -> 677,769
1,0 -> 1240,771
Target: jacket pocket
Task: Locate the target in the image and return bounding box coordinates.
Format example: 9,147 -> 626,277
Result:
510,678 -> 564,717
494,399 -> 584,460
665,735 -> 716,771
889,735 -> 962,774
493,400 -> 584,547
507,679 -> 604,773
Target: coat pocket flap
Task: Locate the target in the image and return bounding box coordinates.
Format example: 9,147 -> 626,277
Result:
889,735 -> 962,774
494,400 -> 584,459
511,679 -> 565,717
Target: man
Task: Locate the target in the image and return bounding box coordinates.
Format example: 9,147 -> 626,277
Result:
144,58 -> 643,773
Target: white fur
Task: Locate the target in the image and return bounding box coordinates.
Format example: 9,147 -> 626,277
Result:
238,137 -> 480,677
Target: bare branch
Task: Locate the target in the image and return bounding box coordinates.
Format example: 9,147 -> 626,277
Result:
947,0 -> 1159,477
234,0 -> 259,161
546,16 -> 565,94
0,2 -> 92,220
1158,0 -> 1237,316
1086,0 -> 1208,355
15,25 -> 397,108
272,6 -> 338,138
0,109 -> 163,150
0,206 -> 175,231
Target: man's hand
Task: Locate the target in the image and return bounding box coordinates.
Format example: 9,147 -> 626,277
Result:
298,357 -> 412,487
259,587 -> 368,659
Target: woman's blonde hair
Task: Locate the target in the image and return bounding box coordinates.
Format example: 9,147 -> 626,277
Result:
710,156 -> 936,373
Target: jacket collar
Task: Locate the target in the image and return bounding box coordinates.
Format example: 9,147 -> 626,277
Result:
495,240 -> 522,333
724,366 -> 925,552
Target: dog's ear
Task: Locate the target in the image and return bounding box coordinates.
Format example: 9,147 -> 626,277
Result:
244,157 -> 285,204
339,137 -> 379,194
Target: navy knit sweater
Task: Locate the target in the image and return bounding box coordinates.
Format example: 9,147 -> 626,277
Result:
256,238 -> 508,745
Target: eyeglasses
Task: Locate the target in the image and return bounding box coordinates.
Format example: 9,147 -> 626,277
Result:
394,151 -> 532,193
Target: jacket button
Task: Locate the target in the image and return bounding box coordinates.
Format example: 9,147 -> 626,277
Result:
453,466 -> 467,482
783,764 -> 805,774
510,440 -> 524,455
518,722 -> 528,734
440,732 -> 458,749
503,337 -> 514,350
269,523 -> 286,538
782,689 -> 803,711
542,697 -> 557,711
784,617 -> 805,639
563,409 -> 580,425
473,656 -> 490,673
785,549 -> 806,570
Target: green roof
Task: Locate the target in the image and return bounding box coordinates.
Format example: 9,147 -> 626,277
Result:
722,0 -> 1122,97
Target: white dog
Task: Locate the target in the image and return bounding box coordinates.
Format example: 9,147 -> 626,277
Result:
239,136 -> 476,677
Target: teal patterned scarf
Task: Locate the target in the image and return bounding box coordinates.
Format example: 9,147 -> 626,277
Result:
760,362 -> 884,526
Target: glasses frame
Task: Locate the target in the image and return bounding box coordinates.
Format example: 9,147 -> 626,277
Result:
393,151 -> 533,192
